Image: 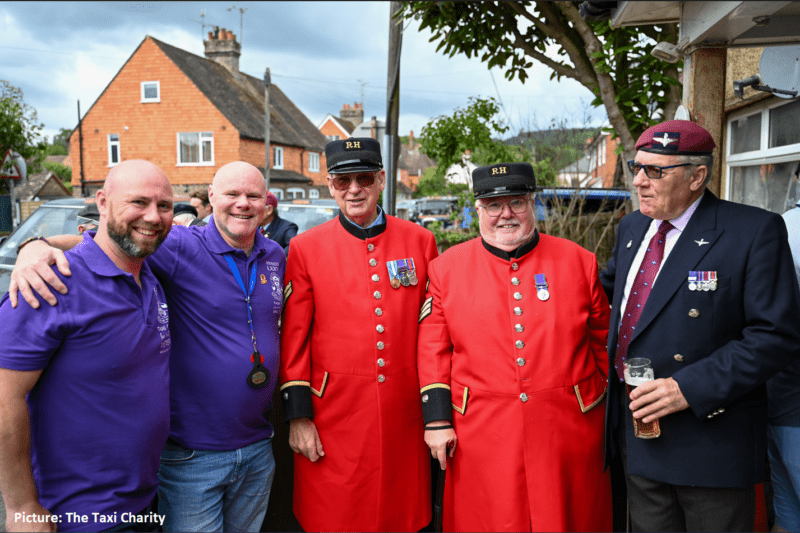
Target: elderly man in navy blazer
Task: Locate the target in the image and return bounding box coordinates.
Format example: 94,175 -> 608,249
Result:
260,192 -> 298,256
600,120 -> 800,531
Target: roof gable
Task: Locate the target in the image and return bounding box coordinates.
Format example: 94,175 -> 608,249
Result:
150,37 -> 326,151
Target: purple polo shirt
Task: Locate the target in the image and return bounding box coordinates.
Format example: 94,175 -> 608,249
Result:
146,217 -> 284,449
0,232 -> 170,532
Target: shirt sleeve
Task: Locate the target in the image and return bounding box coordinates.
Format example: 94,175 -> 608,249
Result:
145,226 -> 185,282
0,276 -> 70,371
279,238 -> 315,421
416,256 -> 454,424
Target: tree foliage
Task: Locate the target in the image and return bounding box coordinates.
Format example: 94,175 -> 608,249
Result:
400,1 -> 682,207
416,96 -> 559,198
43,127 -> 72,156
0,80 -> 46,193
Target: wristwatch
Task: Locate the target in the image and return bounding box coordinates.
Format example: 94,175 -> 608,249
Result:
16,236 -> 50,255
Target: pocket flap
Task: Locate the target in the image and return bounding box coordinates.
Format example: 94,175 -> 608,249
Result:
574,372 -> 607,413
451,380 -> 469,415
311,366 -> 329,398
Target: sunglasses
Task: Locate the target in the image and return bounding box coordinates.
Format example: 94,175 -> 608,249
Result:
627,160 -> 695,180
329,174 -> 377,191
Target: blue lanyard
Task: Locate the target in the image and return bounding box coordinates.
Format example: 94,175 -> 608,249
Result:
224,254 -> 259,353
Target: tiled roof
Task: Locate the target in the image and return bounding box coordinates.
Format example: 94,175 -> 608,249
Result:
255,167 -> 313,184
151,37 -> 327,151
14,171 -> 72,201
398,145 -> 436,175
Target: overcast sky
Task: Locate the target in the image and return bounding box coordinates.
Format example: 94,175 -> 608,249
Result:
2,1 -> 607,144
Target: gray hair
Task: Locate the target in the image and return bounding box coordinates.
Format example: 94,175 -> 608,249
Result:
679,154 -> 714,186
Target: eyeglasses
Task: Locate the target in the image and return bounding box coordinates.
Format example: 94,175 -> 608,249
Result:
627,160 -> 695,180
329,173 -> 377,191
479,198 -> 529,217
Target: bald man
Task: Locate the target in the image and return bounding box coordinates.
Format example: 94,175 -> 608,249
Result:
9,162 -> 286,532
0,160 -> 174,532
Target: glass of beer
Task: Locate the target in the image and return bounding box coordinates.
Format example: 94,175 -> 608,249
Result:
623,358 -> 661,439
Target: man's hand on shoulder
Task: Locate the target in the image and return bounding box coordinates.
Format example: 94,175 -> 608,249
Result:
629,377 -> 689,423
10,240 -> 71,309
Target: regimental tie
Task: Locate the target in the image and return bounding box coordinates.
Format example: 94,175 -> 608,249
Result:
614,221 -> 674,381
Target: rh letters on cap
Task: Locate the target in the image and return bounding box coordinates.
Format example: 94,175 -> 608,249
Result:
491,166 -> 507,176
345,141 -> 361,150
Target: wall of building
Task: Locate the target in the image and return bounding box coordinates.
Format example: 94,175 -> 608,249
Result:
69,37 -> 241,192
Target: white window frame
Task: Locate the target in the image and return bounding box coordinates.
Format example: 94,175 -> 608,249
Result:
274,146 -> 284,169
725,98 -> 800,214
270,189 -> 284,200
141,81 -> 160,103
108,133 -> 121,167
726,98 -> 800,194
287,187 -> 305,199
326,135 -> 341,142
309,152 -> 320,172
309,188 -> 320,199
176,132 -> 215,166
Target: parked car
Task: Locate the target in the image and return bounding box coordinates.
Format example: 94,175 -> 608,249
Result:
410,197 -> 458,229
277,200 -> 340,234
534,188 -> 630,219
0,198 -> 88,296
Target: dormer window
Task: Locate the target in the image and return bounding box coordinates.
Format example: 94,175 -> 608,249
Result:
141,81 -> 160,103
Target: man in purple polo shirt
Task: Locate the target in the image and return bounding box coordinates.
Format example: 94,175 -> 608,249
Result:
0,159 -> 174,532
10,161 -> 284,532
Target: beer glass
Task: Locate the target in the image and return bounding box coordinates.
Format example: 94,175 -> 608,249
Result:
624,358 -> 661,439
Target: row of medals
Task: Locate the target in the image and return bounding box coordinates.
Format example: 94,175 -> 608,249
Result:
390,269 -> 418,289
688,271 -> 717,291
388,258 -> 418,289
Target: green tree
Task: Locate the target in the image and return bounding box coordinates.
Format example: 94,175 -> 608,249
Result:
416,96 -> 557,198
43,127 -> 72,156
0,80 -> 46,193
399,1 -> 682,209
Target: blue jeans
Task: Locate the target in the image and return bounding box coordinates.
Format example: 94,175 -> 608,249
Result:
158,437 -> 274,532
768,424 -> 800,531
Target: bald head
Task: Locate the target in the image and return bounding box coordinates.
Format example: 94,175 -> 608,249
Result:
104,160 -> 171,198
208,161 -> 267,253
211,162 -> 266,191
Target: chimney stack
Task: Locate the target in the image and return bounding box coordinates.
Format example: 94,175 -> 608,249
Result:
409,130 -> 414,150
370,116 -> 377,139
204,26 -> 241,73
340,102 -> 364,126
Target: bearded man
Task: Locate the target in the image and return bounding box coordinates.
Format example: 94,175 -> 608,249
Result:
0,160 -> 174,532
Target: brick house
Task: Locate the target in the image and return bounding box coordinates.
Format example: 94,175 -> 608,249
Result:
318,103 -> 361,142
69,29 -> 329,200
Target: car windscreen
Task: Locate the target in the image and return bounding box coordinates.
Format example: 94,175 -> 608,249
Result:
277,205 -> 339,234
0,206 -> 81,264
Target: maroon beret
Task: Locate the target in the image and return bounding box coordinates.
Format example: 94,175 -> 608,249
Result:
265,191 -> 278,208
636,120 -> 716,156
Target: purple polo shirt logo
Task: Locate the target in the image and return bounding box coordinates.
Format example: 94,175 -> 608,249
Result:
652,132 -> 680,152
155,288 -> 171,355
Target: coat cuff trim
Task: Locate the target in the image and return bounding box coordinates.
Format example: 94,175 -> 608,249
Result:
421,383 -> 450,393
280,380 -> 310,390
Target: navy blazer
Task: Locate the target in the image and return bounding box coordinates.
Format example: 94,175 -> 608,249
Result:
600,191 -> 800,488
262,215 -> 298,256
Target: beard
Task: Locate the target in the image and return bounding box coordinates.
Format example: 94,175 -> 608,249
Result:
107,208 -> 169,258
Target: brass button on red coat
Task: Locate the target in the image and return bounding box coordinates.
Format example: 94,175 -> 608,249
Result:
369,259 -> 377,267
378,374 -> 385,383
368,244 -> 375,252
520,393 -> 528,402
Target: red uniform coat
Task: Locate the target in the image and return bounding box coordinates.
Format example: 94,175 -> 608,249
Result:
418,234 -> 612,532
280,213 -> 438,532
